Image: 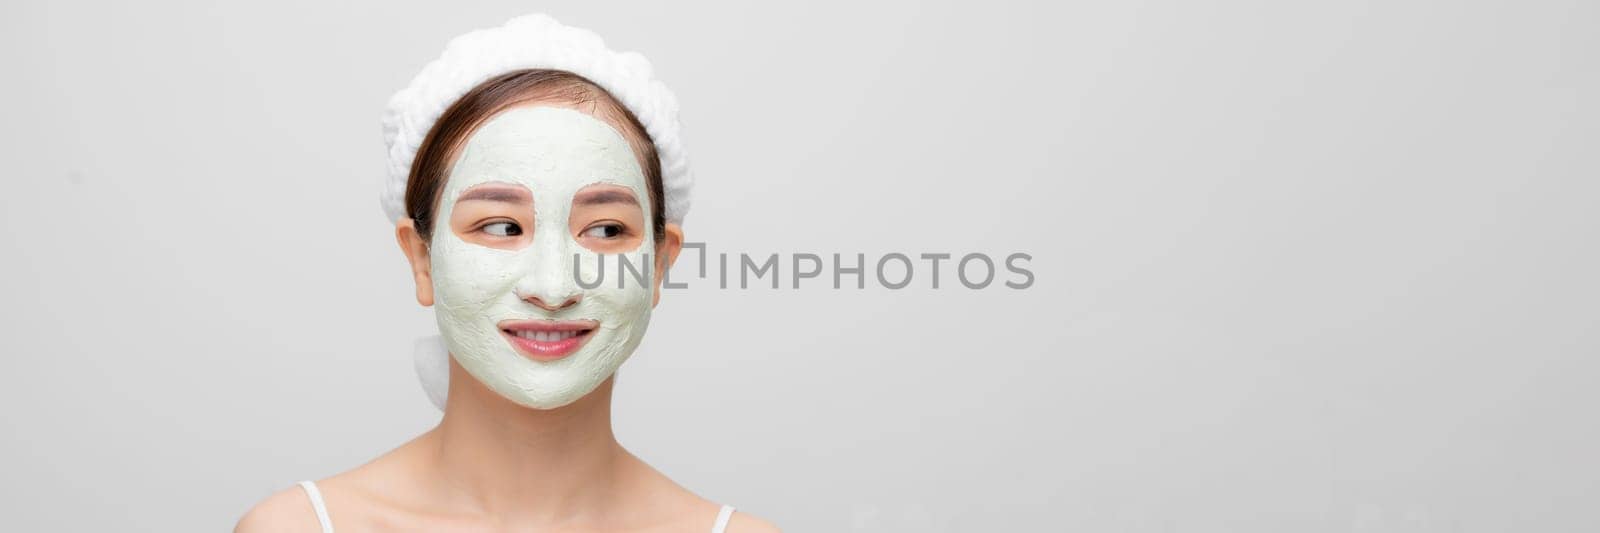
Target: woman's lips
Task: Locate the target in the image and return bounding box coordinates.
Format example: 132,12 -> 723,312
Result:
498,319 -> 598,361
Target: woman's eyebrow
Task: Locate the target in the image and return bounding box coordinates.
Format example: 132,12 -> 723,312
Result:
573,189 -> 639,207
456,186 -> 531,203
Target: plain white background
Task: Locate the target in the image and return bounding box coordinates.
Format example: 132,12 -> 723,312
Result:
2,1 -> 1596,531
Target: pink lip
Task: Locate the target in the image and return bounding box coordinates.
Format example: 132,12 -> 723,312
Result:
498,319 -> 599,361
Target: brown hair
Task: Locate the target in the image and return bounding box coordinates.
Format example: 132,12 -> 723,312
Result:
404,69 -> 665,241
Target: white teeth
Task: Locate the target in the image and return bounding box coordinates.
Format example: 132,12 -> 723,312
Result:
512,329 -> 582,342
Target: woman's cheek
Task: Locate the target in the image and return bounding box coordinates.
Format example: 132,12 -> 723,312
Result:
432,239 -> 526,311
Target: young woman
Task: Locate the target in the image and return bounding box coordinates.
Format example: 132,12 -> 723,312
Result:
237,14 -> 779,533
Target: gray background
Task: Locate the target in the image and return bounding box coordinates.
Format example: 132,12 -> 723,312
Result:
1,0 -> 1595,531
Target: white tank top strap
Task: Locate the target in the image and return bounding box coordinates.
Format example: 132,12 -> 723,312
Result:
711,504 -> 736,533
297,480 -> 335,533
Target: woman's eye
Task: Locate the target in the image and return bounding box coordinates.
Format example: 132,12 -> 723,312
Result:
482,221 -> 522,237
581,224 -> 624,239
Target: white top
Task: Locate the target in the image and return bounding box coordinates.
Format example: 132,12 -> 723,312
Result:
298,480 -> 737,533
296,481 -> 334,532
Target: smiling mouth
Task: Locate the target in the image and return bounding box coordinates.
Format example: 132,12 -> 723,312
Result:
498,319 -> 598,361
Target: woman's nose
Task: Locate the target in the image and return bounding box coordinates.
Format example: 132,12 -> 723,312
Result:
513,226 -> 584,312
520,291 -> 581,312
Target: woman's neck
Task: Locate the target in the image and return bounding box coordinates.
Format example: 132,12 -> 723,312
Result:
426,358 -> 630,521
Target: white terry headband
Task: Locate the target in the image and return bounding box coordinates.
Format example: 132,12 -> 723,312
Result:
379,12 -> 693,226
381,13 -> 692,410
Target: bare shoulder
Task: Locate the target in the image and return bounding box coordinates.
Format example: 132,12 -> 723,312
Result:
617,452 -> 779,532
727,510 -> 783,533
234,484 -> 321,533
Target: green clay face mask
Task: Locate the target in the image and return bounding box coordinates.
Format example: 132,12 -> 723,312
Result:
429,106 -> 655,410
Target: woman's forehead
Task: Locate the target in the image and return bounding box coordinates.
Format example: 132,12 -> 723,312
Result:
445,106 -> 648,195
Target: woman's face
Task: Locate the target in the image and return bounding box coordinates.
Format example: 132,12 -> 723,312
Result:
425,105 -> 657,410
